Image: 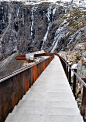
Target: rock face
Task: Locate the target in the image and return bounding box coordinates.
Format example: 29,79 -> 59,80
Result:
0,1 -> 86,62
0,1 -> 65,61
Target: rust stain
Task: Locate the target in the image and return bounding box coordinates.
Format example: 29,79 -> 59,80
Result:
3,103 -> 9,120
0,56 -> 54,122
11,93 -> 15,108
32,65 -> 38,82
31,68 -> 34,85
81,78 -> 86,117
0,106 -> 1,122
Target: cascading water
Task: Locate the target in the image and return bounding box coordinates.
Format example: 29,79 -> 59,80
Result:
30,6 -> 38,43
17,7 -> 20,17
31,7 -> 34,41
41,24 -> 50,50
51,20 -> 68,53
41,4 -> 57,50
41,5 -> 52,49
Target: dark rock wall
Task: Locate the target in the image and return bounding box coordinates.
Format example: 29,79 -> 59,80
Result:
0,2 -> 65,61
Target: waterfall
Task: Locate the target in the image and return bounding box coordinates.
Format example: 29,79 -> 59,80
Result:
30,7 -> 38,42
41,5 -> 52,49
31,7 -> 34,41
17,7 -> 20,17
41,24 -> 50,50
51,27 -> 64,53
51,20 -> 68,53
41,4 -> 57,50
46,5 -> 52,23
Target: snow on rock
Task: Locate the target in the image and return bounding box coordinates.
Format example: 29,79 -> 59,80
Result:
71,64 -> 78,77
53,6 -> 57,15
1,0 -> 71,4
51,20 -> 69,53
1,0 -> 86,8
67,29 -> 84,47
74,43 -> 85,50
73,0 -> 86,7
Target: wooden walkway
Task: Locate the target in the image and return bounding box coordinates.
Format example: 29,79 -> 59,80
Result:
5,56 -> 83,122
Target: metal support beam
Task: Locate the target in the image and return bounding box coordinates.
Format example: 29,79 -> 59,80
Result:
81,78 -> 86,119
69,64 -> 71,85
73,68 -> 77,98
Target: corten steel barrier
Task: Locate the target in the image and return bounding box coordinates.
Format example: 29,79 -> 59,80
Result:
15,52 -> 54,61
0,55 -> 54,122
57,54 -> 86,120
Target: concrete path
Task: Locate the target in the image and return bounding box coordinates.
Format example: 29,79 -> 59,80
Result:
5,56 -> 83,122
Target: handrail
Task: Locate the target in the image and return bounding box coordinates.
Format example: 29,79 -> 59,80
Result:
57,53 -> 86,119
58,54 -> 86,87
0,55 -> 53,83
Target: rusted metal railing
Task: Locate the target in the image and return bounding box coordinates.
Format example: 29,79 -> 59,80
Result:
0,55 -> 54,122
58,54 -> 86,120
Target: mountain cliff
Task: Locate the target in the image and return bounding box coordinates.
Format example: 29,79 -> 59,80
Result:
0,1 -> 66,61
0,0 -> 86,78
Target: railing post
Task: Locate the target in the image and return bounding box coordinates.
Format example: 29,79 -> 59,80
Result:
69,63 -> 71,85
60,57 -> 64,69
64,61 -> 66,74
66,61 -> 68,79
61,58 -> 65,73
81,78 -> 86,119
73,68 -> 77,99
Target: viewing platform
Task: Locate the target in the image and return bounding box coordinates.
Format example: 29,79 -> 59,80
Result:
5,56 -> 83,122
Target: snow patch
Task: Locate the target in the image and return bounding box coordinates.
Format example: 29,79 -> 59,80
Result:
71,64 -> 78,77
51,20 -> 68,53
67,30 -> 82,46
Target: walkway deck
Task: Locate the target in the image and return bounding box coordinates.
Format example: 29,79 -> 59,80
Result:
5,56 -> 83,122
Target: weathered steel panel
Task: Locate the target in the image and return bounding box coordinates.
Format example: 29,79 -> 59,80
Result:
0,56 -> 54,122
81,78 -> 86,118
